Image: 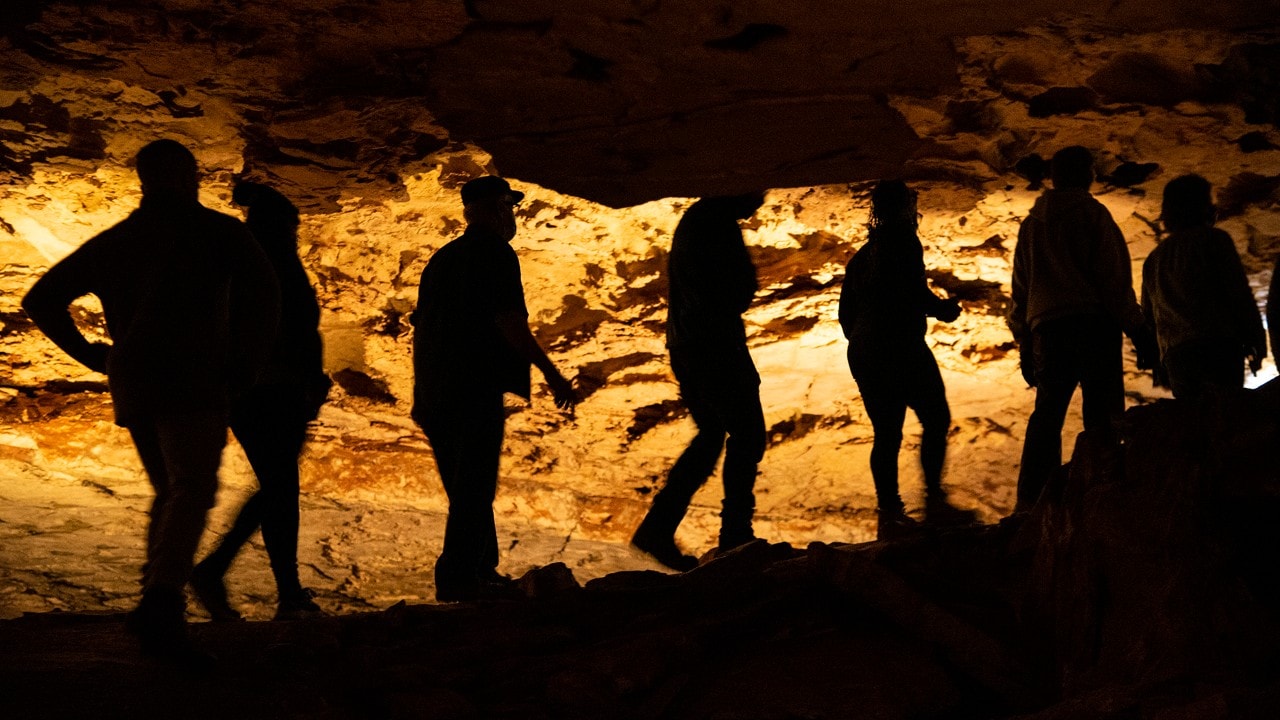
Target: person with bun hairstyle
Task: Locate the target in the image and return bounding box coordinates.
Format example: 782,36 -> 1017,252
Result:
839,180 -> 968,535
191,180 -> 332,622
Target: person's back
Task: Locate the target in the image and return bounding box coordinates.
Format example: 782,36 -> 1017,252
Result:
21,138 -> 278,662
667,196 -> 759,355
412,226 -> 531,410
1007,146 -> 1145,514
1141,174 -> 1264,398
840,228 -> 934,349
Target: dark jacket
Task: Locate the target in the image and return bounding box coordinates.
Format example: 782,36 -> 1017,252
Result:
840,228 -> 953,349
666,200 -> 758,353
412,228 -> 531,415
22,198 -> 279,426
1009,189 -> 1142,339
1141,225 -> 1264,362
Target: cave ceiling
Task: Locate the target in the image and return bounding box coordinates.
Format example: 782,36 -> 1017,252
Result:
2,0 -> 1278,207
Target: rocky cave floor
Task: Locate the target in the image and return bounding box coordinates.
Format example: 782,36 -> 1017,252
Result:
3,386 -> 1280,720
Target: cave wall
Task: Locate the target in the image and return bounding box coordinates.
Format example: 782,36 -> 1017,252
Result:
1,0 -> 1279,614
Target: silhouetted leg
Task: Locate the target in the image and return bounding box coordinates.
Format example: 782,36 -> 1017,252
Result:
230,393 -> 310,599
126,411 -> 226,659
862,388 -> 908,512
421,392 -> 505,599
129,412 -> 226,593
905,346 -> 951,493
1016,320 -> 1084,512
1078,325 -> 1124,441
719,383 -> 765,549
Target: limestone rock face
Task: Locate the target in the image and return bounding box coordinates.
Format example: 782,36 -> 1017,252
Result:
1,1 -> 1279,615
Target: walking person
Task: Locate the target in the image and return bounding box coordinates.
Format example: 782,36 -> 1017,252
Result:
22,139 -> 278,661
411,176 -> 578,602
191,180 -> 332,621
839,180 -> 969,535
632,193 -> 768,571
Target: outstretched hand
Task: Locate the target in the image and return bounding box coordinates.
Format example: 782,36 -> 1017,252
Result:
547,372 -> 579,413
1247,346 -> 1265,375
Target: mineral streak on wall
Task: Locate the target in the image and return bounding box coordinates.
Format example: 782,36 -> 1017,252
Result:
1,1 -> 1278,616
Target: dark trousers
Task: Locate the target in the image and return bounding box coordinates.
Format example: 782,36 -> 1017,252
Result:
199,387 -> 312,596
1017,315 -> 1124,510
849,339 -> 951,511
1165,339 -> 1245,400
128,411 -> 228,594
417,392 -> 506,591
642,346 -> 765,547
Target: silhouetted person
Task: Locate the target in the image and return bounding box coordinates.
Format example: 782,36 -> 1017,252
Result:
21,139 -> 278,662
1008,146 -> 1150,513
632,193 -> 767,571
412,176 -> 578,602
1141,174 -> 1265,399
839,181 -> 969,535
1271,256 -> 1280,366
191,181 -> 332,621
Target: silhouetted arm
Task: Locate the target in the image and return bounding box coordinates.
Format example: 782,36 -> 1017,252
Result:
1093,211 -> 1144,335
1270,256 -> 1280,364
496,312 -> 577,410
1209,228 -> 1265,368
837,257 -> 857,340
1007,222 -> 1032,343
21,242 -> 110,373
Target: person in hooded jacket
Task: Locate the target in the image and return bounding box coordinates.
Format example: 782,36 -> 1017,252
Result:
839,180 -> 970,535
1141,174 -> 1264,398
1007,146 -> 1152,514
191,181 -> 332,622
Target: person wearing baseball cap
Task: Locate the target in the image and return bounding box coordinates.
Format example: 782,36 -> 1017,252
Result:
411,175 -> 577,602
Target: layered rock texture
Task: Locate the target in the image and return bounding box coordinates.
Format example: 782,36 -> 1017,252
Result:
1,1 -> 1279,619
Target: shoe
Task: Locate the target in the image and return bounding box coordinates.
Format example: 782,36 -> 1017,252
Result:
190,563 -> 242,622
876,508 -> 920,540
631,532 -> 698,572
274,587 -> 325,621
435,573 -> 520,603
717,531 -> 758,554
925,492 -> 980,526
127,587 -> 215,669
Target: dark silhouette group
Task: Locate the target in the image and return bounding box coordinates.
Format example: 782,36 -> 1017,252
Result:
20,139 -> 1275,663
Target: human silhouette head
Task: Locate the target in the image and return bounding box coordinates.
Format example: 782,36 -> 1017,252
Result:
135,139 -> 199,202
868,179 -> 918,237
461,176 -> 523,241
701,192 -> 766,220
232,180 -> 300,250
1050,146 -> 1094,190
1161,174 -> 1216,233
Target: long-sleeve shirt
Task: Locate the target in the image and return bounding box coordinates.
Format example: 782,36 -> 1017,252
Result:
1141,225 -> 1264,360
1008,188 -> 1143,339
22,198 -> 279,426
839,229 -> 952,348
666,201 -> 758,353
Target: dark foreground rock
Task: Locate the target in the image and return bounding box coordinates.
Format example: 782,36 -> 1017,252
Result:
3,387 -> 1280,720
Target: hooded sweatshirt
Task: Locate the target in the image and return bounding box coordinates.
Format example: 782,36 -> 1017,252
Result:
1008,188 -> 1142,339
1141,225 -> 1264,360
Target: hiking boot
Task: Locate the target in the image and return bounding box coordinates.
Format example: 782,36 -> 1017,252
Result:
925,491 -> 980,526
876,507 -> 920,540
127,587 -> 214,669
190,562 -> 242,622
274,587 -> 325,621
631,531 -> 698,572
